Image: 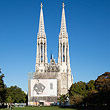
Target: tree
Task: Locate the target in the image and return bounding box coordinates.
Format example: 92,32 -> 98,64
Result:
58,94 -> 68,106
87,80 -> 95,91
69,93 -> 84,105
95,72 -> 110,91
6,86 -> 26,103
83,72 -> 110,106
84,90 -> 110,106
68,81 -> 87,105
69,81 -> 87,97
6,96 -> 14,109
0,68 -> 6,105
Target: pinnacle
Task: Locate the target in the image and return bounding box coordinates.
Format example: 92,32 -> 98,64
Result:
60,2 -> 67,36
38,3 -> 46,37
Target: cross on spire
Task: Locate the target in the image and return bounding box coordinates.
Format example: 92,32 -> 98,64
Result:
41,2 -> 43,8
62,2 -> 65,8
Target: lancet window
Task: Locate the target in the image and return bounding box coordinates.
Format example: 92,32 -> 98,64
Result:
41,43 -> 43,62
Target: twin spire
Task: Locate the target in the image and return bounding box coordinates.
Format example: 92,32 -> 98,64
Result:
36,2 -> 70,71
38,2 -> 67,36
60,2 -> 67,35
38,3 -> 45,37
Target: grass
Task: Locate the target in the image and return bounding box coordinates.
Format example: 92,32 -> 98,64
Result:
1,106 -> 110,110
0,106 -> 77,110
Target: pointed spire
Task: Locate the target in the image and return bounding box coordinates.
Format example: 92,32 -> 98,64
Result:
60,2 -> 67,35
38,2 -> 45,37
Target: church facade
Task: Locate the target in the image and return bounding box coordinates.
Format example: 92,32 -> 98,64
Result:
28,3 -> 73,106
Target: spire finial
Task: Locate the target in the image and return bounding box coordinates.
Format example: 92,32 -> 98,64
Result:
62,2 -> 65,8
38,2 -> 45,36
41,2 -> 43,8
60,2 -> 67,35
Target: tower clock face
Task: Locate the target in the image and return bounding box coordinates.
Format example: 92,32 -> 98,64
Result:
33,82 -> 45,94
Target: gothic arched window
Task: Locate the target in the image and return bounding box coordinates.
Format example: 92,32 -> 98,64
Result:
41,43 -> 43,62
63,55 -> 65,62
44,43 -> 45,62
63,43 -> 65,53
66,44 -> 68,63
60,43 -> 62,62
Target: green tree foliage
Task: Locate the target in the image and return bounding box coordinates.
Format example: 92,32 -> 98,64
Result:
68,81 -> 88,105
6,95 -> 14,109
0,68 -> 6,104
87,80 -> 95,91
69,81 -> 87,97
0,68 -> 27,107
6,95 -> 14,103
86,80 -> 97,100
95,72 -> 110,91
58,94 -> 68,106
6,86 -> 26,103
69,93 -> 83,105
84,90 -> 110,106
83,72 -> 110,106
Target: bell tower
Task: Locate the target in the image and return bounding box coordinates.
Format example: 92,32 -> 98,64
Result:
58,3 -> 70,70
35,3 -> 48,72
58,3 -> 73,90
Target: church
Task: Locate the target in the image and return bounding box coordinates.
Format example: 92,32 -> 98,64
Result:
28,3 -> 73,106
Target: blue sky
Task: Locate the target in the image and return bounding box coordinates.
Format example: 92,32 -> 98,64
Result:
0,0 -> 110,92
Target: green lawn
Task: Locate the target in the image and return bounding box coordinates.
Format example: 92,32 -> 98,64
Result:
1,106 -> 110,110
0,106 -> 77,110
